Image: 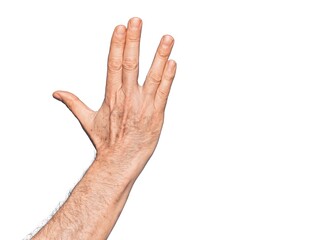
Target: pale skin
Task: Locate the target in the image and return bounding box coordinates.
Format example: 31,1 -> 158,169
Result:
32,17 -> 176,239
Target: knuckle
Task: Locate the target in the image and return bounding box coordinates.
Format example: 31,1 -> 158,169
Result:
108,59 -> 122,72
67,96 -> 79,109
127,34 -> 140,42
122,58 -> 139,71
164,72 -> 175,82
113,33 -> 126,43
110,108 -> 124,120
111,39 -> 125,47
147,71 -> 162,85
157,89 -> 169,100
157,48 -> 170,59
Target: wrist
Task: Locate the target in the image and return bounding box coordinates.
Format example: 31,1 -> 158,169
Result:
94,147 -> 151,184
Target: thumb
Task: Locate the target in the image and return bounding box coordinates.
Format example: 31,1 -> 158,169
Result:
53,90 -> 94,129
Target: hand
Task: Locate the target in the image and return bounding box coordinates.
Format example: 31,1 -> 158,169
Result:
53,17 -> 176,179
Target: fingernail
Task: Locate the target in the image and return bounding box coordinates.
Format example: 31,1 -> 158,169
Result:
53,92 -> 62,101
168,60 -> 176,70
116,25 -> 126,35
130,17 -> 141,28
163,35 -> 174,45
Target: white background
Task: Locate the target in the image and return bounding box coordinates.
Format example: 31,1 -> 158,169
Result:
0,0 -> 316,239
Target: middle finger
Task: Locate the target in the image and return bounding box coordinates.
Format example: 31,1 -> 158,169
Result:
122,17 -> 142,93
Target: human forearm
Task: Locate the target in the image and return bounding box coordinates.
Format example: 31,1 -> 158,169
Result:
33,154 -> 136,239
